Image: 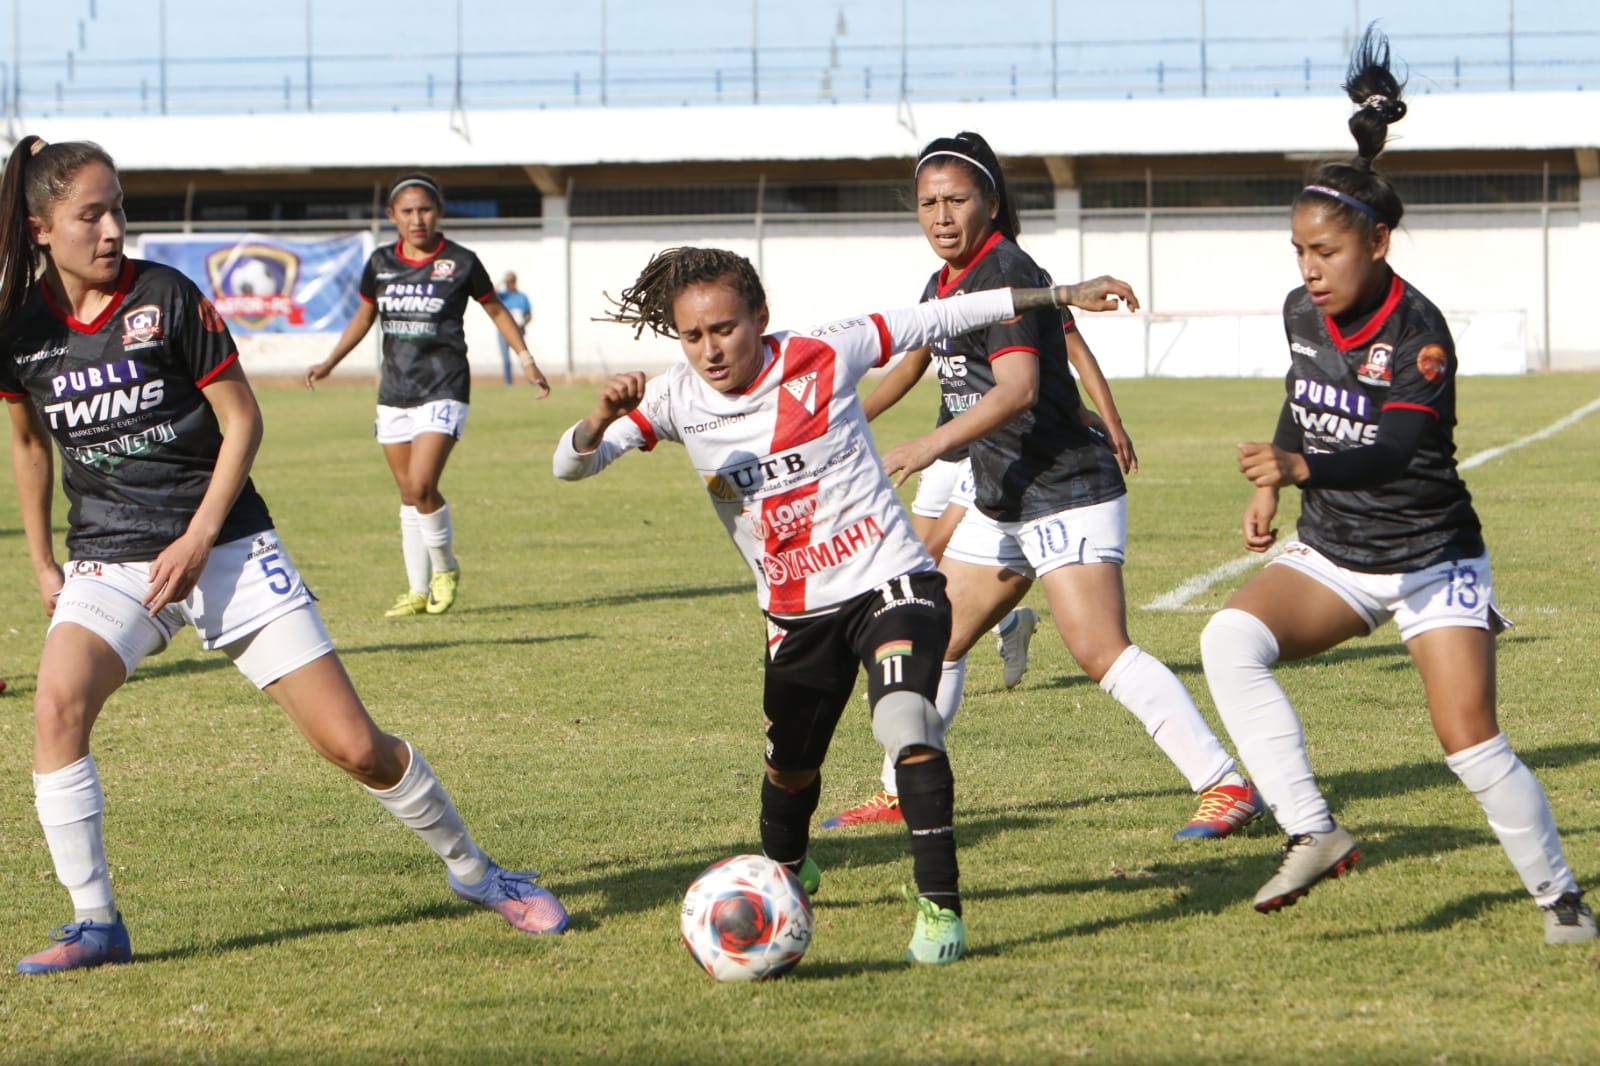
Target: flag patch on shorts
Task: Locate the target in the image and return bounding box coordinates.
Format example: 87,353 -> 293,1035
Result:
874,640 -> 913,662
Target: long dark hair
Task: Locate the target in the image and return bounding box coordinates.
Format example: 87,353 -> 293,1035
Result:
0,136 -> 118,343
1296,24 -> 1408,238
598,246 -> 767,340
914,130 -> 1021,242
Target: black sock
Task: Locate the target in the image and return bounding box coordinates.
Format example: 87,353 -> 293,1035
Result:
760,774 -> 821,869
896,754 -> 961,916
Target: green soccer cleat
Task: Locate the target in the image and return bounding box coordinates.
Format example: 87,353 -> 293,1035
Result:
385,590 -> 429,617
904,891 -> 966,964
426,566 -> 461,615
795,856 -> 821,897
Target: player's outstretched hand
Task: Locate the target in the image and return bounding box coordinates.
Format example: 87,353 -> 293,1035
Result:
573,372 -> 647,453
1064,276 -> 1140,313
1237,441 -> 1309,488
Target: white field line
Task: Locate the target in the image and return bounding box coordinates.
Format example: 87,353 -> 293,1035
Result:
1142,393 -> 1600,612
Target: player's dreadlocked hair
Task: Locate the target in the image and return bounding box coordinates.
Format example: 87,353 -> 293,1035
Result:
0,136 -> 118,346
1296,23 -> 1408,238
598,246 -> 767,339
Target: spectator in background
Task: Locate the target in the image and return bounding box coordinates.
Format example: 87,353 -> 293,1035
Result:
496,272 -> 533,385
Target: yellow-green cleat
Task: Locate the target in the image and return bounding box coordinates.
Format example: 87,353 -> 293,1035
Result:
796,856 -> 821,897
385,590 -> 429,617
426,566 -> 460,615
904,890 -> 965,964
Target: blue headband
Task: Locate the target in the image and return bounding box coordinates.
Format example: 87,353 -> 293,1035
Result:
1303,184 -> 1382,222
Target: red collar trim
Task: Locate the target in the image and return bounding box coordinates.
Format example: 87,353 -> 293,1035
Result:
744,336 -> 782,394
395,236 -> 446,266
40,259 -> 135,334
1325,274 -> 1404,352
936,230 -> 1006,298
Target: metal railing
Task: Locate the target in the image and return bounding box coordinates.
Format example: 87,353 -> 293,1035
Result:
6,27 -> 1600,120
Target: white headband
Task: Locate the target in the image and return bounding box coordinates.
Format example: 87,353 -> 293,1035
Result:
390,177 -> 442,204
915,150 -> 996,190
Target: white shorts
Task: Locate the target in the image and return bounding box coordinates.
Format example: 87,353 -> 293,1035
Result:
911,458 -> 967,518
1269,540 -> 1506,641
943,495 -> 1127,580
48,530 -> 332,688
375,400 -> 469,444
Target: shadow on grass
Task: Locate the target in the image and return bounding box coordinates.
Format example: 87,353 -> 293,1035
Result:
131,900 -> 478,964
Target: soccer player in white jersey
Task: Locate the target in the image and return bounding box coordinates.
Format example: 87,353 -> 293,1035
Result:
1199,28 -> 1593,943
306,172 -> 552,618
554,246 -> 1131,964
1,137 -> 567,974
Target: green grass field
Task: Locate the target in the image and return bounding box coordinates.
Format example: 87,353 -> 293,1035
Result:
1,372 -> 1597,1065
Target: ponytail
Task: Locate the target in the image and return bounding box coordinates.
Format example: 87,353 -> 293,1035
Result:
0,136 -> 118,342
915,130 -> 1021,241
1296,24 -> 1407,238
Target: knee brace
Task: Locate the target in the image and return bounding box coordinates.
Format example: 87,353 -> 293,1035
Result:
872,691 -> 946,764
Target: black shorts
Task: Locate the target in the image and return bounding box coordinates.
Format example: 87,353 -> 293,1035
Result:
762,570 -> 951,772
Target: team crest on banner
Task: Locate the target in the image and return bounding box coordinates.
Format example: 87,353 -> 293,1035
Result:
205,243 -> 304,330
1357,343 -> 1393,386
140,232 -> 372,338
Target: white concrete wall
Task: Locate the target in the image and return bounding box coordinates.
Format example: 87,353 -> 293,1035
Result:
216,200 -> 1577,381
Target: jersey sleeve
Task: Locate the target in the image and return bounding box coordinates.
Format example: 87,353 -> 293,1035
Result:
174,276 -> 242,385
467,256 -> 495,302
873,289 -> 1018,360
358,252 -> 379,303
0,355 -> 22,397
1384,328 -> 1454,418
552,374 -> 675,480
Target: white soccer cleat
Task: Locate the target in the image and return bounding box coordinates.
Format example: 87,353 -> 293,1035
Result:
995,607 -> 1039,689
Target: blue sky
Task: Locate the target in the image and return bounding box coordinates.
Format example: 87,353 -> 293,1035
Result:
7,1 -> 1599,115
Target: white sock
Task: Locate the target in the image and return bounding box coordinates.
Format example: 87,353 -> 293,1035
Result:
992,609 -> 1018,636
880,658 -> 966,795
35,755 -> 117,923
1200,609 -> 1333,835
366,742 -> 489,884
399,505 -> 431,594
416,503 -> 457,573
1447,733 -> 1577,905
1101,643 -> 1236,795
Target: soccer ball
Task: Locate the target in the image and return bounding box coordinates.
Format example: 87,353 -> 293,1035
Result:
680,854 -> 813,981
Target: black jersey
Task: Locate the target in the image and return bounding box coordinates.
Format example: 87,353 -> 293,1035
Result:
921,231 -> 1125,521
0,259 -> 273,561
359,236 -> 494,407
1278,273 -> 1483,573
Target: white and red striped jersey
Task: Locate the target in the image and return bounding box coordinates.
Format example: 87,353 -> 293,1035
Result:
553,289 -> 1016,615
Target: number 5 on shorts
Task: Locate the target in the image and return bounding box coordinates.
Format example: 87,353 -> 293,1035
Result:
258,552 -> 292,595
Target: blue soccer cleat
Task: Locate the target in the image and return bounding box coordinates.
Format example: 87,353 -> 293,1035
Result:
16,915 -> 132,974
449,862 -> 569,934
